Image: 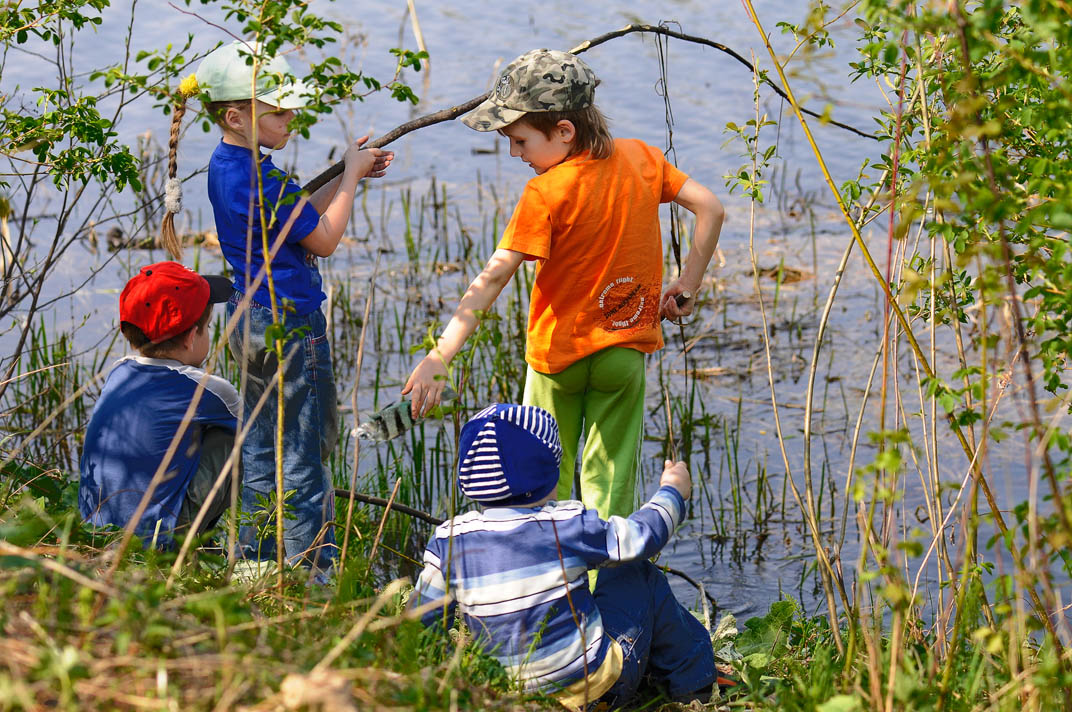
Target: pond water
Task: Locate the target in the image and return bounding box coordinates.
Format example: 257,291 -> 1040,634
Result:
2,1 -> 1027,620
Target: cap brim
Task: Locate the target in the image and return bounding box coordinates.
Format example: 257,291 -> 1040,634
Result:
461,98 -> 527,132
258,78 -> 315,110
203,275 -> 233,304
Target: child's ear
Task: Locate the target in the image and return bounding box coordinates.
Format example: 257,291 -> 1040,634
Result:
223,106 -> 246,132
556,120 -> 576,144
180,327 -> 198,351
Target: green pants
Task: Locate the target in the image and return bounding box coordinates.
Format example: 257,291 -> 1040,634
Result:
523,347 -> 645,520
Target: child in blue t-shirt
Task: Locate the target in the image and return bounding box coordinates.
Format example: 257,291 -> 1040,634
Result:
80,261 -> 237,547
164,41 -> 393,568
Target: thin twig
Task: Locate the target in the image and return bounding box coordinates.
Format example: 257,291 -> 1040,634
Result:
365,477 -> 403,579
568,24 -> 876,139
340,259 -> 380,567
659,564 -> 719,611
0,361 -> 68,388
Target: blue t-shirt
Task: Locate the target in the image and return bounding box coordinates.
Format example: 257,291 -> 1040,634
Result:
79,357 -> 240,543
207,141 -> 324,315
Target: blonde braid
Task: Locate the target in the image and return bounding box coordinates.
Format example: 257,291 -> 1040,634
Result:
159,74 -> 199,259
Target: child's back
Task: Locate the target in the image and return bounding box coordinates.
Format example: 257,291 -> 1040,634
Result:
80,262 -> 236,545
412,404 -> 714,708
404,49 -> 724,521
416,492 -> 682,689
499,136 -> 687,373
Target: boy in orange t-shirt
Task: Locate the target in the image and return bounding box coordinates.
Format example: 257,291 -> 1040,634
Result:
404,49 -> 724,519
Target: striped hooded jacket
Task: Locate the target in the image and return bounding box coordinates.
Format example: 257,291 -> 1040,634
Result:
410,485 -> 685,693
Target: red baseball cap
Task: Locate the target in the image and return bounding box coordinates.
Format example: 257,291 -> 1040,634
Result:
120,261 -> 232,343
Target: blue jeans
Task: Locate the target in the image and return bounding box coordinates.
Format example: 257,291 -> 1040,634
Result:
595,561 -> 716,704
227,293 -> 339,568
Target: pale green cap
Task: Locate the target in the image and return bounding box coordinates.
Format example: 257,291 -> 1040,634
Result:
195,40 -> 314,109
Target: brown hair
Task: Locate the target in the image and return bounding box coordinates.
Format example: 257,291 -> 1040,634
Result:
158,92 -> 249,261
517,104 -> 614,160
203,99 -> 250,126
159,93 -> 188,261
121,303 -> 213,359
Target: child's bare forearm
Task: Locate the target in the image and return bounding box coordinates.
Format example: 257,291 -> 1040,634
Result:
433,249 -> 523,364
298,168 -> 360,257
308,172 -> 343,213
674,179 -> 725,292
680,205 -> 723,291
403,249 -> 522,414
319,169 -> 360,243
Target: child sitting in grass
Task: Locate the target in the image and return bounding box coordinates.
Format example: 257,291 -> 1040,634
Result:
404,49 -> 725,522
79,261 -> 237,547
411,403 -> 715,709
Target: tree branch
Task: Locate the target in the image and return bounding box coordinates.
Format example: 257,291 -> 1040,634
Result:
333,487 -> 444,526
301,22 -> 876,194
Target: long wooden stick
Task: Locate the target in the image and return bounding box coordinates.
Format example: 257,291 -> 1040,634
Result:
301,22 -> 876,194
333,487 -> 444,526
328,487 -> 718,607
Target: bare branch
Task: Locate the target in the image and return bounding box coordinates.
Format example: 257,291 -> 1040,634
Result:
301,22 -> 877,194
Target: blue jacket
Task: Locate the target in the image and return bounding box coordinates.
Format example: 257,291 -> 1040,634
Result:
79,357 -> 239,543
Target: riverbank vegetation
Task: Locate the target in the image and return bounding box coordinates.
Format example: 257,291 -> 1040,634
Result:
2,0 -> 1071,709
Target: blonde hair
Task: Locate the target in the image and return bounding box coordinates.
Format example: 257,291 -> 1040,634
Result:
517,105 -> 614,160
159,74 -> 217,260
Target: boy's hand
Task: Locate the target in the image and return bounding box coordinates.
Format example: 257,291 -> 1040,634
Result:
343,135 -> 394,179
402,350 -> 449,417
659,460 -> 692,500
660,279 -> 697,321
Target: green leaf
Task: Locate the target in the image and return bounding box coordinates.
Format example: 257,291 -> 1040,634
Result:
264,322 -> 286,350
0,554 -> 40,570
818,694 -> 863,712
737,600 -> 795,657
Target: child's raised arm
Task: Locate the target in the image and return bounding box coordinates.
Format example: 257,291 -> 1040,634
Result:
299,137 -> 393,257
660,178 -> 725,321
403,248 -> 525,416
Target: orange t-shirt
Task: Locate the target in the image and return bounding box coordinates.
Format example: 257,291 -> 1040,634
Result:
498,138 -> 689,374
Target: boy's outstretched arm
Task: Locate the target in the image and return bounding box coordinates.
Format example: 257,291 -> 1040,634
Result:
661,178 -> 725,320
403,248 -> 525,416
574,460 -> 693,566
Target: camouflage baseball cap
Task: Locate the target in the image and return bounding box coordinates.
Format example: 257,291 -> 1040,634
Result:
462,49 -> 599,132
